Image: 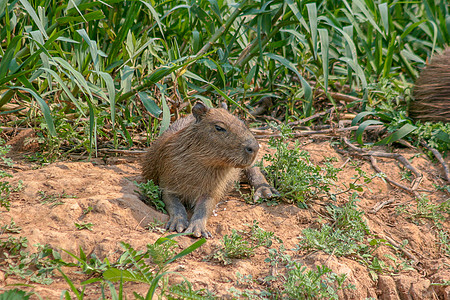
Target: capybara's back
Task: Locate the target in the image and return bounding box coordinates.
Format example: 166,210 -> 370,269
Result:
410,48 -> 450,122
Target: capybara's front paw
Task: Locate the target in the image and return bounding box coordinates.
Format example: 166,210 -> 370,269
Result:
254,185 -> 280,201
184,220 -> 212,239
166,214 -> 189,233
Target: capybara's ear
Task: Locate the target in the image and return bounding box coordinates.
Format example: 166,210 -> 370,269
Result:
220,102 -> 228,110
192,101 -> 209,122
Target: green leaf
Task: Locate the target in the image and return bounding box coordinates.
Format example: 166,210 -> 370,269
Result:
0,35 -> 22,79
306,3 -> 318,59
41,67 -> 86,117
376,124 -> 417,145
138,91 -> 162,117
19,0 -> 48,39
318,28 -> 329,92
435,130 -> 450,143
157,84 -> 170,135
166,238 -> 206,264
58,268 -> 81,299
103,268 -> 152,283
56,10 -> 105,24
10,83 -> 56,136
98,71 -> 116,127
355,120 -> 384,145
0,289 -> 31,300
351,111 -> 377,126
140,0 -> 165,39
264,53 -> 313,116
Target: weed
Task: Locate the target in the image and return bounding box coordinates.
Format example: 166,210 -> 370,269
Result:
336,167 -> 384,196
212,221 -> 279,265
396,195 -> 450,228
260,126 -> 340,206
434,184 -> 450,194
297,194 -> 369,257
134,180 -> 166,214
1,237 -> 63,285
437,230 -> 450,257
38,190 -> 76,207
400,169 -> 413,182
229,272 -> 272,299
0,142 -> 13,211
383,254 -> 415,274
168,280 -> 217,299
0,289 -> 32,299
74,222 -> 94,231
234,245 -> 355,299
1,219 -> 22,234
82,206 -> 93,215
146,219 -> 166,233
283,264 -> 354,300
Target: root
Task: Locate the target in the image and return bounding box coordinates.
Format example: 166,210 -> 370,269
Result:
420,141 -> 450,183
343,138 -> 423,196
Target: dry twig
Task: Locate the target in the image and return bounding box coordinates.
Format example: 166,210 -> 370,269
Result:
369,199 -> 394,214
420,141 -> 450,183
343,138 -> 423,195
288,107 -> 335,126
384,234 -> 420,266
255,125 -> 383,139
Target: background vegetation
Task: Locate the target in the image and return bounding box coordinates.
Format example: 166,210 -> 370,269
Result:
1,0 -> 449,158
1,0 -> 450,298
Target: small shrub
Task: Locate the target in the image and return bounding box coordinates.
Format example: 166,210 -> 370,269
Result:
212,221 -> 280,265
297,194 -> 369,257
260,126 -> 340,206
283,264 -> 353,300
74,222 -> 94,231
235,246 -> 355,299
135,180 -> 166,213
0,237 -> 62,285
396,195 -> 450,228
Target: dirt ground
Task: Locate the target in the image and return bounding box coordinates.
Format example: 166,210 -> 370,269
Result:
0,133 -> 449,299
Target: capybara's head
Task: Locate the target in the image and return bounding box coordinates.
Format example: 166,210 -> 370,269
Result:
186,102 -> 259,168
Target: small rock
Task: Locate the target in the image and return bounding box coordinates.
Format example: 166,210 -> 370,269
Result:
378,275 -> 400,300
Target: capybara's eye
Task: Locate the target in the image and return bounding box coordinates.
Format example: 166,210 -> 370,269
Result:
215,125 -> 226,132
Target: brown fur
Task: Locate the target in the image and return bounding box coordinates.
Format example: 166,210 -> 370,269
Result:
410,48 -> 450,122
142,102 -> 273,238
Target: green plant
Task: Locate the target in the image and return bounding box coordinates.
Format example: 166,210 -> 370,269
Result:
1,219 -> 22,234
134,180 -> 166,214
397,195 -> 450,228
58,234 -> 207,299
146,219 -> 166,234
1,237 -> 64,285
38,190 -> 76,207
74,222 -> 94,231
212,221 -> 280,265
260,126 -> 340,206
0,289 -> 32,299
283,264 -> 353,300
0,141 -> 13,211
298,194 -> 369,257
234,245 -> 355,299
437,230 -> 450,257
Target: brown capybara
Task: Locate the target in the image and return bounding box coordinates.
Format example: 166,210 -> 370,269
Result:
142,102 -> 277,238
410,48 -> 450,123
